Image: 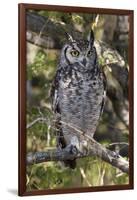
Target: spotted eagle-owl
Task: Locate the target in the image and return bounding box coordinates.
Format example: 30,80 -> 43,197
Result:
51,30 -> 106,169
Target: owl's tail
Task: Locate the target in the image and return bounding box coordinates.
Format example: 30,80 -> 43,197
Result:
64,159 -> 76,169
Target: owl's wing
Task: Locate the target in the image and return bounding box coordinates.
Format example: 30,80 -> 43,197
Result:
51,72 -> 77,169
99,71 -> 107,117
50,70 -> 60,114
51,69 -> 68,146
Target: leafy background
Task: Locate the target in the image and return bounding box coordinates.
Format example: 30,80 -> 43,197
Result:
26,10 -> 129,190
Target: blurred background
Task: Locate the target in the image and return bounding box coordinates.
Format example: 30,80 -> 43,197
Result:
26,10 -> 129,191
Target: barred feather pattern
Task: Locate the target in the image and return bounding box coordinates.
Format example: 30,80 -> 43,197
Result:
58,66 -> 104,142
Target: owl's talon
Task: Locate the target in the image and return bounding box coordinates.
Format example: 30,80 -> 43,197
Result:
70,145 -> 78,155
65,144 -> 78,155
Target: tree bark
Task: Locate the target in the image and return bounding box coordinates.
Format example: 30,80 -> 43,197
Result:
27,11 -> 67,49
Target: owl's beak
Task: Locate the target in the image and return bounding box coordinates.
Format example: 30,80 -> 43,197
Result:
81,58 -> 87,66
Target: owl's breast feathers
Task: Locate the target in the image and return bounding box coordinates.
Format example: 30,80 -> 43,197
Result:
51,65 -> 106,139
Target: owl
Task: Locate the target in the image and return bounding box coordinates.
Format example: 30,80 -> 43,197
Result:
51,30 -> 106,169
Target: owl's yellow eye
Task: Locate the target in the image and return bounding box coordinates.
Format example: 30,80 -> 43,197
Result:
87,50 -> 92,56
70,50 -> 79,57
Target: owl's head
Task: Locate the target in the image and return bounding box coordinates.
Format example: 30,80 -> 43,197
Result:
61,30 -> 97,72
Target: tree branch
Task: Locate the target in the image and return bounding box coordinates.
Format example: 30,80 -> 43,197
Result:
27,117 -> 48,129
26,118 -> 129,174
27,11 -> 67,49
27,139 -> 129,174
80,167 -> 92,186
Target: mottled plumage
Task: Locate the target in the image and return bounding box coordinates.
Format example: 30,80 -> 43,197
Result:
51,30 -> 106,169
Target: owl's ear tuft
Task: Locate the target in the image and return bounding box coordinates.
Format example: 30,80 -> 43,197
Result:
87,29 -> 94,46
65,32 -> 75,43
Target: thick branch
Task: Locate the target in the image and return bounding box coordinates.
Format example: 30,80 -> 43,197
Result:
27,139 -> 129,174
27,12 -> 67,49
27,118 -> 129,174
27,31 -> 56,49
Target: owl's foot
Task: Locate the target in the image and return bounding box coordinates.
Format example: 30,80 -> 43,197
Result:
65,136 -> 85,156
63,144 -> 78,169
65,144 -> 78,156
70,136 -> 80,150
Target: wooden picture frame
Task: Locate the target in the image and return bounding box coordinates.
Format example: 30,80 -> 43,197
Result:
18,3 -> 134,196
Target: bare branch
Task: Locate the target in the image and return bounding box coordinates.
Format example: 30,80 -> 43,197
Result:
27,139 -> 129,174
27,11 -> 66,49
27,117 -> 47,129
108,142 -> 129,147
26,118 -> 129,174
92,14 -> 100,30
80,167 -> 92,186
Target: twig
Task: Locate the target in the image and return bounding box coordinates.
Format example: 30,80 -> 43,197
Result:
27,117 -> 47,129
80,167 -> 92,186
92,15 -> 100,30
108,142 -> 129,147
35,18 -> 50,46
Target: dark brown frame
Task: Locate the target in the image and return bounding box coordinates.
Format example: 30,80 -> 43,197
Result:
18,3 -> 134,196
